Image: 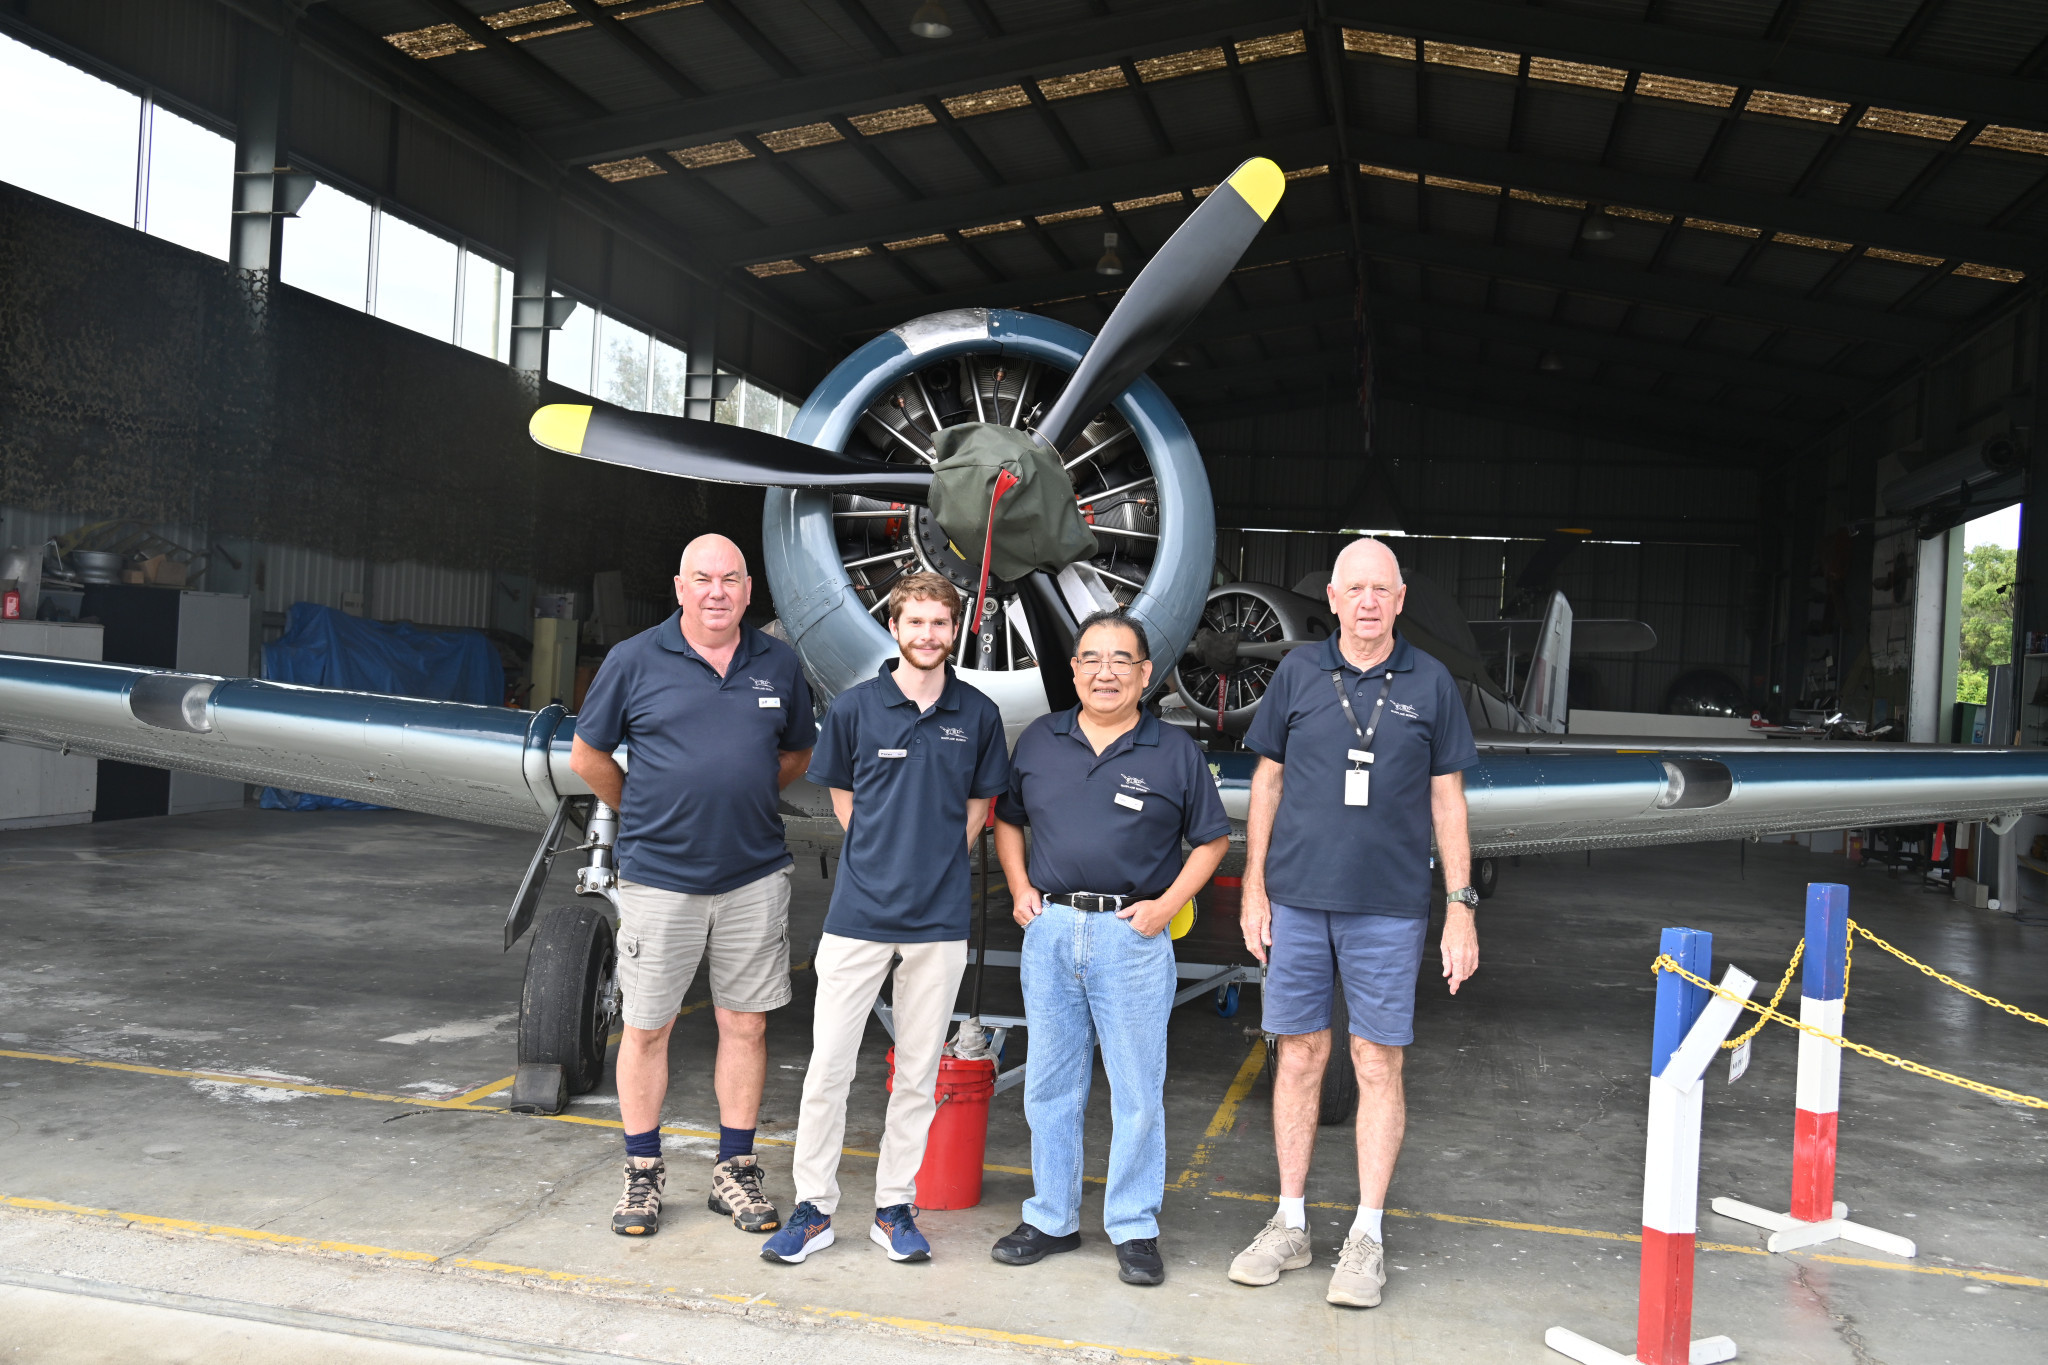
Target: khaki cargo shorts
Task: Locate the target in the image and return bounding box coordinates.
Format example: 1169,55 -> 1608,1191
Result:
614,867 -> 793,1028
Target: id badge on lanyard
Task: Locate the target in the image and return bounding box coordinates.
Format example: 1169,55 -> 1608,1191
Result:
1332,669 -> 1395,807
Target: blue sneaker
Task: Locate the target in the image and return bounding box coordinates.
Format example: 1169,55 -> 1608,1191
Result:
760,1201 -> 834,1263
871,1203 -> 930,1262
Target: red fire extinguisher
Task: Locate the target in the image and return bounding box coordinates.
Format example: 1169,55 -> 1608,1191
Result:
1,587 -> 20,620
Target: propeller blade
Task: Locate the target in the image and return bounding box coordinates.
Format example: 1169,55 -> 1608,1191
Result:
529,404 -> 935,501
1035,157 -> 1286,452
1014,571 -> 1081,713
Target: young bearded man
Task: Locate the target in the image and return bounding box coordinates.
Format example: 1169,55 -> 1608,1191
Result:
989,610 -> 1231,1287
761,572 -> 1011,1266
1229,536 -> 1480,1308
570,534 -> 815,1239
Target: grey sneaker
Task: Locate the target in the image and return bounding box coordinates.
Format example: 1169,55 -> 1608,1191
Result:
708,1154 -> 781,1233
611,1157 -> 665,1237
1326,1233 -> 1385,1308
1227,1214 -> 1312,1286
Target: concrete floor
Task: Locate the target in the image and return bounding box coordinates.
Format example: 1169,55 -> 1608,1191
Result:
0,807 -> 2044,1364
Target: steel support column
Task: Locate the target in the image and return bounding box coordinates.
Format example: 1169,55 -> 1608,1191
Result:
229,13 -> 294,280
2012,303 -> 2048,733
684,281 -> 720,422
510,179 -> 555,390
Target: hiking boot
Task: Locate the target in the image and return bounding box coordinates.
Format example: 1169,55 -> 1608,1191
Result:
708,1154 -> 781,1233
761,1201 -> 834,1263
870,1203 -> 931,1262
1326,1233 -> 1386,1308
611,1157 -> 665,1237
1115,1236 -> 1165,1286
991,1223 -> 1081,1266
1227,1214 -> 1311,1286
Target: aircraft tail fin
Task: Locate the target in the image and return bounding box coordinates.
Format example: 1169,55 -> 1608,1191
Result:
1520,590 -> 1573,732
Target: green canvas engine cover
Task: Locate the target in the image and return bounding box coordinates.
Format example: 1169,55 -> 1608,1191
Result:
928,422 -> 1100,582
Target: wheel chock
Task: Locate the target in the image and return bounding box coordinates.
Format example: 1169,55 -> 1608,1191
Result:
508,1063 -> 567,1115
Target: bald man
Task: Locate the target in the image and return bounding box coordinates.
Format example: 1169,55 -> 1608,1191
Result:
1230,536 -> 1479,1308
571,535 -> 815,1240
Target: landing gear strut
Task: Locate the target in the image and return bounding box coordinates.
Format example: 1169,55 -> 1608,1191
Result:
503,797 -> 622,1113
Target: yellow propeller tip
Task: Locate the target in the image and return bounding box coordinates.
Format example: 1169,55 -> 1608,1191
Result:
529,404 -> 593,454
1225,157 -> 1285,221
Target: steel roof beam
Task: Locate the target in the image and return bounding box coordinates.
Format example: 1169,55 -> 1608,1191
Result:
1167,349 -> 1817,450
1332,0 -> 2046,128
708,123 -> 2042,273
536,0 -> 1283,164
816,223 -> 1946,348
1182,293 -> 1880,403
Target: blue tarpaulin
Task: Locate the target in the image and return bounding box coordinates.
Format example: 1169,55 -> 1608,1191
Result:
260,602 -> 505,811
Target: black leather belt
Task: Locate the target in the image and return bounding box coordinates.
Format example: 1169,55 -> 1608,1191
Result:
1049,892 -> 1131,913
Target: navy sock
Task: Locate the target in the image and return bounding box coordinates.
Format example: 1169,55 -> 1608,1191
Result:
716,1125 -> 756,1164
624,1127 -> 662,1160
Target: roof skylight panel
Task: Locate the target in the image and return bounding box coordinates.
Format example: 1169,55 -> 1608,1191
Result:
669,141 -> 753,168
941,86 -> 1031,118
589,157 -> 666,182
1744,91 -> 1849,123
757,123 -> 843,153
847,105 -> 937,135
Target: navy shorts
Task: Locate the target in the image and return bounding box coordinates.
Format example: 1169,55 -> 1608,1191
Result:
1261,904 -> 1429,1046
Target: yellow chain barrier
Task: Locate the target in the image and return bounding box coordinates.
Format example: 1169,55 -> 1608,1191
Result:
1720,937 -> 1803,1052
1649,954 -> 2048,1112
1847,919 -> 2048,1029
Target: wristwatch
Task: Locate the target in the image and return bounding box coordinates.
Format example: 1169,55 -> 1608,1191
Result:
1446,886 -> 1480,908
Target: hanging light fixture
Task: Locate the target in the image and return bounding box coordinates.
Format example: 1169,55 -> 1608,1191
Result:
1539,350 -> 1566,373
908,1 -> 951,39
1095,231 -> 1124,277
1579,206 -> 1616,241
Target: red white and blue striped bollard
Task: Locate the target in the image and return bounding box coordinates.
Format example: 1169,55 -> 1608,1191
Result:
1548,928 -> 1757,1365
1712,884 -> 1916,1258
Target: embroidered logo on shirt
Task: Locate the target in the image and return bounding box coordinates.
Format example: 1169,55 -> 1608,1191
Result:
1388,700 -> 1420,720
1119,774 -> 1151,794
749,676 -> 777,691
938,725 -> 970,743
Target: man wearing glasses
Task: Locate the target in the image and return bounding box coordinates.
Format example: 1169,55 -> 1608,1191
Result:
988,609 -> 1233,1287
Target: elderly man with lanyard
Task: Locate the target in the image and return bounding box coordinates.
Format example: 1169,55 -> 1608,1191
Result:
988,609 -> 1232,1288
1228,536 -> 1480,1308
570,534 -> 815,1240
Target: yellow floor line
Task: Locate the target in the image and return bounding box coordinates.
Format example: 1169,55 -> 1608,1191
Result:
448,1074 -> 517,1105
1167,1038 -> 1266,1191
0,1193 -> 1251,1365
1200,1188 -> 2048,1289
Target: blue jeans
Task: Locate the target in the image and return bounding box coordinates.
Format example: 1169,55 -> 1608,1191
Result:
1019,900 -> 1177,1243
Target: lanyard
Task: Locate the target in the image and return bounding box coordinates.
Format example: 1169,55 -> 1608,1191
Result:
1331,667 -> 1395,768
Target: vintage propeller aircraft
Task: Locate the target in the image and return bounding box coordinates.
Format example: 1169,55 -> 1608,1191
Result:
4,156 -> 2046,1108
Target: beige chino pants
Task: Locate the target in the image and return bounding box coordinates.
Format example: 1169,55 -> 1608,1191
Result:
792,933 -> 967,1214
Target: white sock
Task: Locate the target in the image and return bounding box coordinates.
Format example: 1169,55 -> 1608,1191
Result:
1277,1196 -> 1307,1230
1351,1207 -> 1384,1243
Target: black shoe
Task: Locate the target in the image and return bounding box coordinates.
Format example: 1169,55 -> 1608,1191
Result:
1115,1236 -> 1165,1286
990,1222 -> 1081,1266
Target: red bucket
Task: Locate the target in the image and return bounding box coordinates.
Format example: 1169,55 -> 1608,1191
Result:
886,1048 -> 997,1210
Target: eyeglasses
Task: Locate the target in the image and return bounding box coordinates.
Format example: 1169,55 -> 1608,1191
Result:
1076,657 -> 1137,676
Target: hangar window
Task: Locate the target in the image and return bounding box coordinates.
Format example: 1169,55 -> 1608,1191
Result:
459,251 -> 513,361
713,374 -> 796,436
141,105 -> 233,260
547,299 -> 597,393
372,211 -> 461,342
0,31 -> 140,228
281,183 -> 374,310
597,314 -> 654,409
647,338 -> 689,416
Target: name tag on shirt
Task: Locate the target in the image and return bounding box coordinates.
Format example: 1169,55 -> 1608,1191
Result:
1345,769 -> 1370,807
1348,749 -> 1373,764
1113,792 -> 1145,811
758,696 -> 781,708
878,748 -> 908,759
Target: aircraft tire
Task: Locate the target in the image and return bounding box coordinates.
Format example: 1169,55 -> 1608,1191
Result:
519,903 -> 617,1095
1475,858 -> 1498,900
1317,991 -> 1359,1126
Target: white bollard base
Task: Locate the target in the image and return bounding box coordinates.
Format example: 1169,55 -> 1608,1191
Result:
1711,1196 -> 1917,1258
1545,1326 -> 1738,1364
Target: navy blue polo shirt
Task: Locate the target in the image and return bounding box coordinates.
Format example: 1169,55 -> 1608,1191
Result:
997,707 -> 1232,900
574,615 -> 816,896
807,661 -> 1011,943
1242,632 -> 1477,917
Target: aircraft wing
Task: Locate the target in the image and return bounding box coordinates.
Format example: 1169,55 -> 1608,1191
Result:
1206,742 -> 2047,856
0,653 -> 586,831
7,653 -> 2044,858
